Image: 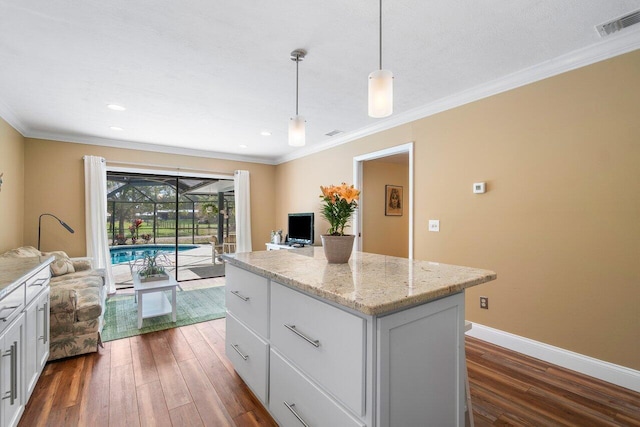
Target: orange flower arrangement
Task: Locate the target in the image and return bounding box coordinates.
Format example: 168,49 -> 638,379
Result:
319,183 -> 360,235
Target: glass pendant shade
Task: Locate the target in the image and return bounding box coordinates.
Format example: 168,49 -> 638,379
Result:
288,115 -> 306,147
368,69 -> 393,118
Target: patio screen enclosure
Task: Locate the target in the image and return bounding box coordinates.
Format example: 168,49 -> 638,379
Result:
107,171 -> 235,283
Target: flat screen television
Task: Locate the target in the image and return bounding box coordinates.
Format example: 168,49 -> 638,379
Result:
287,212 -> 314,246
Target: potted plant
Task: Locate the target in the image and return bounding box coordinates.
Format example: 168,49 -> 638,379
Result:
319,183 -> 360,263
138,252 -> 169,282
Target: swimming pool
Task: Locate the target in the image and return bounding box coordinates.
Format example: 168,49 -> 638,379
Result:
110,245 -> 198,265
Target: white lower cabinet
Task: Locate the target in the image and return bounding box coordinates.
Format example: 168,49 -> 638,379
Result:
0,257 -> 52,427
0,315 -> 24,427
225,313 -> 269,403
269,349 -> 365,427
225,263 -> 467,427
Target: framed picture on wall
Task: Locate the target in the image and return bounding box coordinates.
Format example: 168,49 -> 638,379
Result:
385,185 -> 403,216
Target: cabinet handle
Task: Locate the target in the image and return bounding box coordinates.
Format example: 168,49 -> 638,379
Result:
2,342 -> 17,404
0,305 -> 20,322
29,278 -> 48,287
283,401 -> 310,427
38,302 -> 49,344
230,290 -> 250,301
44,301 -> 49,344
12,342 -> 17,402
231,344 -> 249,360
284,324 -> 320,348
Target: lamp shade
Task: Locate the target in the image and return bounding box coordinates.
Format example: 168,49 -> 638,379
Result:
368,69 -> 393,118
288,115 -> 306,147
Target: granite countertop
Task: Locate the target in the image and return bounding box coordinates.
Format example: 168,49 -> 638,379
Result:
223,248 -> 496,316
0,256 -> 54,299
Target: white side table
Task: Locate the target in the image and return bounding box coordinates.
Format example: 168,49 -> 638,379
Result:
132,273 -> 178,328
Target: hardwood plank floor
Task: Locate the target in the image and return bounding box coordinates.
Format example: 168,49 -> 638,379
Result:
20,321 -> 639,426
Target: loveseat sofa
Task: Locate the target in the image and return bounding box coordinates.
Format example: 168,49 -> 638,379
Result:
0,246 -> 106,360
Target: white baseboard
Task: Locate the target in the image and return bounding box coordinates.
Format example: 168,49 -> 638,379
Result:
466,323 -> 640,393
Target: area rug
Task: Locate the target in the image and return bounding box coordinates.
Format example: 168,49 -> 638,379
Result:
188,263 -> 225,278
101,286 -> 226,342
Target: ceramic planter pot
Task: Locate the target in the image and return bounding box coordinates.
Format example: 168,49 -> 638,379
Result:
321,234 -> 355,264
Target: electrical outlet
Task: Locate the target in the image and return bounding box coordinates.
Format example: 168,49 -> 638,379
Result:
480,296 -> 489,309
428,220 -> 440,232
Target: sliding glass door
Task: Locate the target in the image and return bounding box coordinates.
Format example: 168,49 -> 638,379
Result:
106,171 -> 234,288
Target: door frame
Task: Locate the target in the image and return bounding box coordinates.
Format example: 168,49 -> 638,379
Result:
353,142 -> 414,259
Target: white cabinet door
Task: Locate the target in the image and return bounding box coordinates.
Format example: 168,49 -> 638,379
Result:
35,289 -> 50,373
377,292 -> 465,427
25,288 -> 49,400
23,300 -> 37,402
1,315 -> 24,427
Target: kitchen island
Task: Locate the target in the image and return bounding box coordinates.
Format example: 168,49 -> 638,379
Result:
223,248 -> 496,427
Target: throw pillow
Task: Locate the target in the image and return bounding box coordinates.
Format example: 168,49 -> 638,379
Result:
45,251 -> 76,276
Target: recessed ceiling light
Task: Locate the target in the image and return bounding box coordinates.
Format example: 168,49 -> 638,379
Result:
260,131 -> 272,136
239,144 -> 248,149
107,104 -> 126,111
110,126 -> 123,131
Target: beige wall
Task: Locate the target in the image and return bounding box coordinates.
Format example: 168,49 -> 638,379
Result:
276,50 -> 640,370
23,139 -> 276,257
362,159 -> 409,257
0,118 -> 25,252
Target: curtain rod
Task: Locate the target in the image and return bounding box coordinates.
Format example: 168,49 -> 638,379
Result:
102,159 -> 234,176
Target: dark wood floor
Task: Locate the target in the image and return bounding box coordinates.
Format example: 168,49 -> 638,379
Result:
20,320 -> 640,426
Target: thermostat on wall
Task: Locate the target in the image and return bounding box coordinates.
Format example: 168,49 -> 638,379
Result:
473,182 -> 486,194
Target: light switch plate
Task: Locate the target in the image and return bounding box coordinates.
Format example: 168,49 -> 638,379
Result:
428,220 -> 440,232
473,182 -> 486,194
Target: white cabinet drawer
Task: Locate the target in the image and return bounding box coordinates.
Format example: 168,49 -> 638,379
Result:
25,265 -> 50,305
270,282 -> 365,415
270,349 -> 365,427
225,313 -> 269,404
225,264 -> 269,338
0,283 -> 25,336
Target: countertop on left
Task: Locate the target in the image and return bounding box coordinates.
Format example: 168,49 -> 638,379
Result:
0,256 -> 54,298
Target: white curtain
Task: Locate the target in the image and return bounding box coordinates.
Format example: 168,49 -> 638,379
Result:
234,170 -> 252,253
83,156 -> 115,295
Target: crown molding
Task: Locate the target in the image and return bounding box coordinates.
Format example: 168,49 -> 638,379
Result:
276,26 -> 640,165
25,131 -> 278,165
0,99 -> 27,135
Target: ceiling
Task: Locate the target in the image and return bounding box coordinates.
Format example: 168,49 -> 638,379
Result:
1,1 -> 639,164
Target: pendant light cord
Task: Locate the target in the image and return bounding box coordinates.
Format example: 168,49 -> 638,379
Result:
379,0 -> 383,70
295,54 -> 299,115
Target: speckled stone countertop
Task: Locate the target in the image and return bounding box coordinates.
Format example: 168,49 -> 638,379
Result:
223,248 -> 496,316
0,256 -> 53,299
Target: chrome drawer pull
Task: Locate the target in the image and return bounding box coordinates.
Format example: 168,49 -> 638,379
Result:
284,324 -> 320,348
283,401 -> 310,427
230,290 -> 250,301
231,344 -> 249,360
2,343 -> 17,404
0,305 -> 20,322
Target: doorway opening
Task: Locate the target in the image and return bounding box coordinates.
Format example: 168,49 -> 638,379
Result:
353,142 -> 414,259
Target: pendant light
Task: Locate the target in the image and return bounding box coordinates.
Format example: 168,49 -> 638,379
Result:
289,49 -> 307,147
368,0 -> 393,118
